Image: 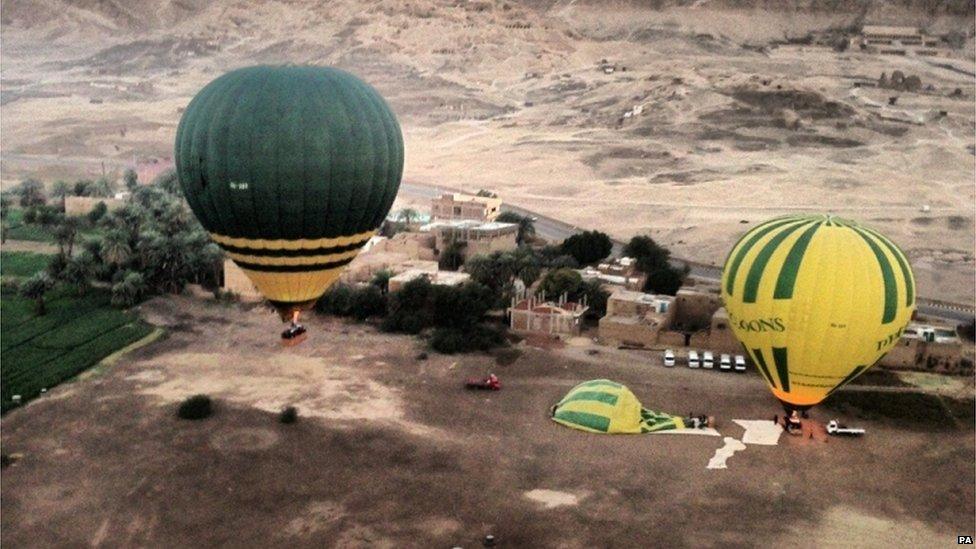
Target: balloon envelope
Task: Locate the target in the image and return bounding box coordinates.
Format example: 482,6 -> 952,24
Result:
721,215 -> 915,408
175,65 -> 403,319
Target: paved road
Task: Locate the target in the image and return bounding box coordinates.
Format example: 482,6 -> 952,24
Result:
400,181 -> 972,323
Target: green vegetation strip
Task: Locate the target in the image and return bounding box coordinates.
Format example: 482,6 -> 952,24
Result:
0,251 -> 53,277
0,288 -> 152,413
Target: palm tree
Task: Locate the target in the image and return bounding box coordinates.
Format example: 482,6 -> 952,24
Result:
111,271 -> 146,308
91,177 -> 115,198
19,272 -> 54,315
52,180 -> 71,211
496,211 -> 536,245
100,231 -> 132,267
62,253 -> 96,296
397,208 -> 419,225
123,168 -> 139,191
53,216 -> 81,260
371,269 -> 393,294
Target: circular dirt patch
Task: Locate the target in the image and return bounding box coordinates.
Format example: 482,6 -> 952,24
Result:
209,428 -> 280,452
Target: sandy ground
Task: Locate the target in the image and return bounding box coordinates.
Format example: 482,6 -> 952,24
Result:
1,2 -> 974,304
1,295 -> 973,547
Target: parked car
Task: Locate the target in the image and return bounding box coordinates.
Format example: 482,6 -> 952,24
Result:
734,355 -> 747,372
719,354 -> 732,370
663,349 -> 676,367
688,350 -> 700,369
702,351 -> 714,369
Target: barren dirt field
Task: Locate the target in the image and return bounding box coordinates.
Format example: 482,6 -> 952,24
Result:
2,1 -> 975,303
1,296 -> 973,547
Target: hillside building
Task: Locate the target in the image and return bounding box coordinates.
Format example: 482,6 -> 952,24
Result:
64,196 -> 124,216
878,322 -> 970,374
421,220 -> 518,261
854,25 -> 948,57
430,193 -> 502,222
598,290 -> 674,347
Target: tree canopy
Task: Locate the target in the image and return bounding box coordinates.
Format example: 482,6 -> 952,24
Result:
560,230 -> 612,266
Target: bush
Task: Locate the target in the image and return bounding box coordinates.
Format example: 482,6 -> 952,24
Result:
431,325 -> 505,354
88,201 -> 108,224
177,394 -> 213,420
438,241 -> 466,271
538,268 -> 583,300
46,254 -> 68,278
316,284 -> 354,316
279,406 -> 298,424
560,230 -> 612,266
349,285 -> 387,320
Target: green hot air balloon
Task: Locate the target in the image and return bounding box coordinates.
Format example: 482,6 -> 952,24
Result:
175,65 -> 403,328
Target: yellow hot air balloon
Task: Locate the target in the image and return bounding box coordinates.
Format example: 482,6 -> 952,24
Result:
721,215 -> 915,410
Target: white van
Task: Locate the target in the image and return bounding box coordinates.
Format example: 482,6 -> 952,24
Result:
719,354 -> 732,370
702,351 -> 714,369
734,355 -> 747,372
663,349 -> 675,367
688,350 -> 700,369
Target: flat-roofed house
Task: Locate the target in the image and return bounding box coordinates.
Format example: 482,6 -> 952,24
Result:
430,193 -> 502,222
421,220 -> 518,260
598,289 -> 674,347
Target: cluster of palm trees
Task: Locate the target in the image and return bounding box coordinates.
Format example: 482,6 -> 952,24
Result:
15,170 -> 223,313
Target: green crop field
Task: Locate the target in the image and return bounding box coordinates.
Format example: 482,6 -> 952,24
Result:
4,208 -> 105,242
1,287 -> 153,413
1,251 -> 53,277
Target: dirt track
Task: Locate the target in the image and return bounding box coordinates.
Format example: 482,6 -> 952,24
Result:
2,296 -> 973,547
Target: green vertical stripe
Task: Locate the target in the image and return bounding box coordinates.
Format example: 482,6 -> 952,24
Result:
827,365 -> 866,396
743,221 -> 815,303
851,227 -> 898,323
554,411 -> 610,432
773,221 -> 822,299
751,348 -> 775,388
725,217 -> 806,296
862,227 -> 914,306
772,347 -> 790,392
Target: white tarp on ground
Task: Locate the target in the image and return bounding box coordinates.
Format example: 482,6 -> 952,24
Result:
705,419 -> 783,470
649,427 -> 721,437
706,437 -> 747,469
733,420 -> 783,446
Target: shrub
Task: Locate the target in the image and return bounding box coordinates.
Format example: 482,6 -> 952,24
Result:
88,201 -> 108,224
438,241 -> 466,271
16,178 -> 46,208
560,230 -> 612,266
431,325 -> 505,354
177,394 -> 213,420
538,268 -> 583,300
279,406 -> 298,424
349,285 -> 387,320
316,284 -> 353,316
